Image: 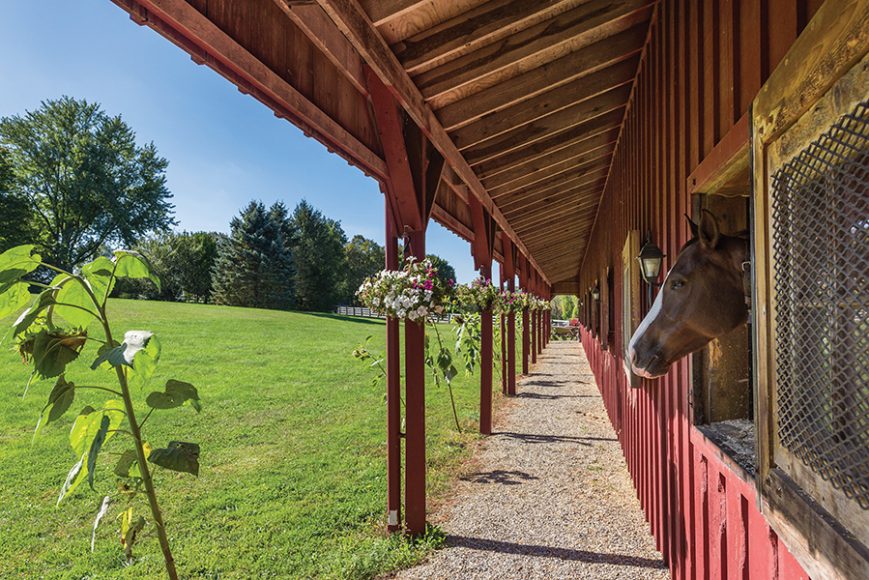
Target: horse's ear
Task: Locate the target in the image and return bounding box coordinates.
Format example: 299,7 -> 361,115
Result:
698,209 -> 720,249
685,213 -> 699,238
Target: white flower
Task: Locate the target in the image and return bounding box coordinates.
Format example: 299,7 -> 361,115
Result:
122,330 -> 153,364
416,306 -> 426,317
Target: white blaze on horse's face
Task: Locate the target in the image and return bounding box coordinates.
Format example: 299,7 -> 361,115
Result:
628,268 -> 671,379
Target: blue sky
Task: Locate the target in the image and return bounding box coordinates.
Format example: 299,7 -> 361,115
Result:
0,1 -> 483,283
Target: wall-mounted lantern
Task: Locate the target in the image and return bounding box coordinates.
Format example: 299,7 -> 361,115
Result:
591,286 -> 601,301
637,240 -> 665,286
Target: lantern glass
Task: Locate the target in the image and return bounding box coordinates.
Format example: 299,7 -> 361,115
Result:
591,287 -> 600,300
637,241 -> 665,284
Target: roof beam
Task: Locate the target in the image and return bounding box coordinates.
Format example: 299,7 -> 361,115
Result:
121,0 -> 387,180
436,24 -> 647,127
316,0 -> 551,284
395,0 -> 580,74
418,0 -> 651,104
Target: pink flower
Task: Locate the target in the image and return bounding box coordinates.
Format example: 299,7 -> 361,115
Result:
423,279 -> 433,291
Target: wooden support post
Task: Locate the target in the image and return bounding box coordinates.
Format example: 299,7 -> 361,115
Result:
502,238 -> 517,396
499,273 -> 507,395
519,257 -> 530,376
384,201 -> 401,532
368,66 -> 443,536
469,195 -> 495,435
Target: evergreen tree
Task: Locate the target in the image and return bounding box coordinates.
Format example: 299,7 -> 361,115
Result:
289,200 -> 347,311
426,254 -> 456,288
211,201 -> 294,309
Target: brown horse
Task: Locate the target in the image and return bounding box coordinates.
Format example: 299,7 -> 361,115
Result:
629,210 -> 749,379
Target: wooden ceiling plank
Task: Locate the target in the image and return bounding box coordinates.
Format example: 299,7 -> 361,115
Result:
316,0 -> 551,284
496,169 -> 608,212
361,0 -> 430,26
507,196 -> 602,229
396,0 -> 580,74
519,213 -> 596,239
473,113 -> 621,175
478,127 -> 618,183
275,1 -> 368,95
488,155 -> 611,201
501,183 -> 602,219
418,0 -> 651,103
485,143 -> 614,192
464,102 -> 625,167
448,54 -> 637,139
492,160 -> 609,202
436,24 -> 646,127
499,178 -> 606,217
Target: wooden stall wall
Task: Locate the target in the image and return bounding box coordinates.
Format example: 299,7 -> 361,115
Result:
577,1 -> 825,578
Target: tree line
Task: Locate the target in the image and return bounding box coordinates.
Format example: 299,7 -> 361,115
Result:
1,96 -> 453,313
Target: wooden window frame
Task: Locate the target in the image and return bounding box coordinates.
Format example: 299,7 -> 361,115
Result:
621,230 -> 641,386
751,2 -> 868,578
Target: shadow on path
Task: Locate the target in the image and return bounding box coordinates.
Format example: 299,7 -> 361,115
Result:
460,470 -> 540,485
492,431 -> 618,445
447,536 -> 668,569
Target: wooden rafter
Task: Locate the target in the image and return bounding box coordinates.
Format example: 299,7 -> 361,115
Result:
485,145 -> 614,194
316,0 -> 551,284
360,0 -> 429,26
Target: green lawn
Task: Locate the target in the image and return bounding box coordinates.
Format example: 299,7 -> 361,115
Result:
0,299 -> 501,578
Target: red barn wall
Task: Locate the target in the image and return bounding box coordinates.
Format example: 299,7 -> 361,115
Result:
576,1 -> 825,578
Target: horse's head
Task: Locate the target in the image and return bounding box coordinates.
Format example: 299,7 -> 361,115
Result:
629,210 -> 749,379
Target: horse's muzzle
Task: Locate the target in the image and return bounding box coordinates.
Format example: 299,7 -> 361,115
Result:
630,349 -> 669,379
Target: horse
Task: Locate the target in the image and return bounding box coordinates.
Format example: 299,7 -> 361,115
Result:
629,210 -> 749,379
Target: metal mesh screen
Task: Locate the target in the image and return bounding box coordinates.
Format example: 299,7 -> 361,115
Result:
771,100 -> 869,509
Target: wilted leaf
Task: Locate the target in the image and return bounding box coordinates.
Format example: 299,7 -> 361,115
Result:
148,441 -> 200,476
34,376 -> 76,438
128,335 -> 160,389
120,509 -> 146,561
114,450 -> 142,479
30,329 -> 87,379
146,380 -> 200,412
57,455 -> 86,506
113,251 -> 161,292
91,496 -> 111,552
87,415 -> 110,489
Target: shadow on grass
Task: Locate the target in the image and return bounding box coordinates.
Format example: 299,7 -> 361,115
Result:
446,536 -> 667,569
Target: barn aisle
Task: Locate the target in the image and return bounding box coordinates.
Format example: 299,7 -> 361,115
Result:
393,341 -> 667,580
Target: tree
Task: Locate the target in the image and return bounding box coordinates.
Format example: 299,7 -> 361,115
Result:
344,235 -> 384,304
0,96 -> 175,271
426,254 -> 456,288
211,201 -> 294,309
173,231 -> 222,303
0,146 -> 36,251
289,200 -> 347,311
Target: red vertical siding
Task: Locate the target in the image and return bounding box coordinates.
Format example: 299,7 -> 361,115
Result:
576,1 -> 825,578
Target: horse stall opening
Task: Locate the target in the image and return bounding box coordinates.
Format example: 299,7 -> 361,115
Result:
576,1 -> 866,579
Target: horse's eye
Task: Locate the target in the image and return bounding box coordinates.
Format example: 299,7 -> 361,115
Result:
670,280 -> 685,290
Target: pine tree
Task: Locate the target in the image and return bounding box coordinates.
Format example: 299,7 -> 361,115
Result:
211,201 -> 294,309
289,200 -> 347,312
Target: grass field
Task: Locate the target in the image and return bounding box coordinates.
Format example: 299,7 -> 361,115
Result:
0,299 -> 500,578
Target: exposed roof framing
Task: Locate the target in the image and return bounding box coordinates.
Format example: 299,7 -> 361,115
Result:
110,0 -> 655,289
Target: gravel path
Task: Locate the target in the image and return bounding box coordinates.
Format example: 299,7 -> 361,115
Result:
393,342 -> 669,580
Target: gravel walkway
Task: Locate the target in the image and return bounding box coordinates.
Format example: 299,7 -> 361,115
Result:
394,341 -> 668,580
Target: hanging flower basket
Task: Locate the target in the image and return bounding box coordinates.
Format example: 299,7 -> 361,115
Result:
454,276 -> 501,312
356,257 -> 454,322
496,289 -> 527,314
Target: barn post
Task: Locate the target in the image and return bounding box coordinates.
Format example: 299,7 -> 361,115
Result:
519,256 -> 530,376
499,265 -> 508,395
530,271 -> 538,366
383,198 -> 401,532
368,67 -> 444,535
502,238 -> 517,396
469,195 -> 496,435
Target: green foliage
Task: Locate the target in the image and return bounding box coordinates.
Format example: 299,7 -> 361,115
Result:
425,254 -> 456,288
289,199 -> 347,311
0,245 -> 199,578
211,201 -> 294,310
0,97 -> 175,271
345,235 -> 385,304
